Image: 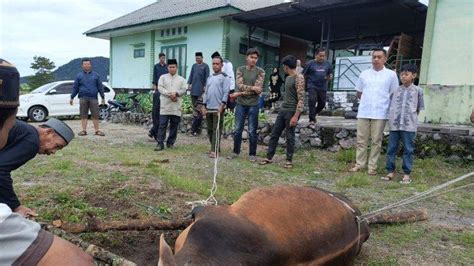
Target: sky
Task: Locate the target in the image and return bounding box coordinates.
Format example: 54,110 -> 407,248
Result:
0,0 -> 155,77
0,0 -> 429,77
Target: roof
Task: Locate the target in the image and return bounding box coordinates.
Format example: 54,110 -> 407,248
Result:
85,0 -> 284,36
229,0 -> 427,49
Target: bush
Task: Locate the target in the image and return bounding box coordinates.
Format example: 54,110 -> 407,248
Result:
182,95 -> 193,114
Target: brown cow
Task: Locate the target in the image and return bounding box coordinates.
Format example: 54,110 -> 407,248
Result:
159,186 -> 370,265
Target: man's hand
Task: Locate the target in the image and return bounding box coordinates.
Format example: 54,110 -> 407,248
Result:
252,86 -> 263,94
14,205 -> 38,218
230,92 -> 241,99
101,99 -> 106,105
290,115 -> 298,127
170,92 -> 177,102
69,99 -> 74,106
218,104 -> 225,114
188,84 -> 192,91
326,74 -> 333,80
202,107 -> 207,116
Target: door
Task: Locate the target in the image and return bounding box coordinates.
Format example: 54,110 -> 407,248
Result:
46,83 -> 74,115
161,44 -> 187,77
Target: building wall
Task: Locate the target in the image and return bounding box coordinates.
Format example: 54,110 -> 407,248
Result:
110,32 -> 152,89
419,0 -> 474,124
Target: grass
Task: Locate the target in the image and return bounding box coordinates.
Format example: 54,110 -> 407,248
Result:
11,121 -> 474,264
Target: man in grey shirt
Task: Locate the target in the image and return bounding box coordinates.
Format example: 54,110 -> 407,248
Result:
202,56 -> 231,158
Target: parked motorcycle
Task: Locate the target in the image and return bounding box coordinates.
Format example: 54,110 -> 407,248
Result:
101,93 -> 145,120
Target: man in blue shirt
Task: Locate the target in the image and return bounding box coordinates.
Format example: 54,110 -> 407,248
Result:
303,48 -> 333,128
149,53 -> 168,139
70,58 -> 105,136
188,52 -> 210,136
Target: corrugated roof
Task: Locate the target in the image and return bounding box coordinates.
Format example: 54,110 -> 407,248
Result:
85,0 -> 284,35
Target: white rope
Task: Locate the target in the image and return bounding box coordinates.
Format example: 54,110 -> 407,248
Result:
358,172 -> 474,223
186,112 -> 221,209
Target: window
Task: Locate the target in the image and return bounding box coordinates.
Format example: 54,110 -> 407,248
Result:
178,27 -> 182,34
172,28 -> 176,35
184,26 -> 188,34
52,83 -> 73,94
161,30 -> 164,37
134,48 -> 145,58
166,29 -> 170,36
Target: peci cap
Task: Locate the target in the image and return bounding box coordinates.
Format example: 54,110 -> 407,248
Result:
41,118 -> 75,144
211,51 -> 221,59
0,58 -> 20,108
167,59 -> 178,65
195,52 -> 203,57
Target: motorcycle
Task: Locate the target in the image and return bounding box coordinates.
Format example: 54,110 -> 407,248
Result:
100,93 -> 145,120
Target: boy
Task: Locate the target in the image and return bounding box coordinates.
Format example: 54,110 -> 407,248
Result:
382,64 -> 424,184
202,56 -> 231,158
259,55 -> 305,168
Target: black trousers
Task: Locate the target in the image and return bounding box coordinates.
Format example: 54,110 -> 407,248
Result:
150,91 -> 161,137
191,96 -> 203,134
266,111 -> 297,162
157,115 -> 181,147
308,88 -> 327,122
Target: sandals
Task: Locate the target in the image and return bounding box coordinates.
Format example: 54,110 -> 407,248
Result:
208,152 -> 217,158
95,130 -> 105,136
381,173 -> 394,181
283,161 -> 293,169
400,175 -> 413,184
78,131 -> 87,136
259,159 -> 273,165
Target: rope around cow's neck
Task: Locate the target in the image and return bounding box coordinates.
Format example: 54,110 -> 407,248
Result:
186,112 -> 220,209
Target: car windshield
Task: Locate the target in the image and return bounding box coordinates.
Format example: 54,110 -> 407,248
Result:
30,82 -> 58,94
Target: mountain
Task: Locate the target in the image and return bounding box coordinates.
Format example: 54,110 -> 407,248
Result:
20,56 -> 109,85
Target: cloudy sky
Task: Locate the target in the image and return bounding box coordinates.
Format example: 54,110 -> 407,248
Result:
0,0 -> 154,77
1,0 -> 429,77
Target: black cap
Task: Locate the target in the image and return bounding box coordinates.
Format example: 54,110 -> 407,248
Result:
211,51 -> 221,58
195,52 -> 203,57
0,59 -> 20,108
167,59 -> 178,65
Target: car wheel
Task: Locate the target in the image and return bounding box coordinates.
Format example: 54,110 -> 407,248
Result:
99,106 -> 109,120
28,106 -> 48,122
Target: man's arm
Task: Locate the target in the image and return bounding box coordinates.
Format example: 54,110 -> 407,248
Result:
97,74 -> 105,100
236,68 -> 256,96
71,74 -> 80,99
157,76 -> 170,96
327,63 -> 334,80
0,171 -> 20,210
152,65 -> 158,89
222,76 -> 231,104
177,78 -> 188,97
253,69 -> 265,94
291,74 -> 305,127
187,65 -> 194,86
355,75 -> 363,99
203,64 -> 210,87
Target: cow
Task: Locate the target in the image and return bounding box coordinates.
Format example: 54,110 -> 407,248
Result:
158,186 -> 370,265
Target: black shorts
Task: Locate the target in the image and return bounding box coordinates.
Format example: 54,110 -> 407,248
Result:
79,98 -> 99,119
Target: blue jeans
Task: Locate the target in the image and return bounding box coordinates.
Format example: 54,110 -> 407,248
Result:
386,131 -> 416,174
233,104 -> 259,156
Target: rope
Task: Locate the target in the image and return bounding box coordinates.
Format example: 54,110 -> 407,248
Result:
358,172 -> 474,223
186,112 -> 221,209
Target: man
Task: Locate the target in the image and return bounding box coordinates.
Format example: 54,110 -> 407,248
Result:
303,48 -> 333,128
228,48 -> 265,162
155,59 -> 187,151
70,58 -> 105,136
188,52 -> 210,136
211,51 -> 235,110
202,56 -> 231,158
350,48 -> 399,175
149,53 -> 168,139
260,55 -> 305,168
0,58 -> 92,265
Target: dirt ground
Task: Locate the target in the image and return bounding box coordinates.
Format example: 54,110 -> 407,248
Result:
14,120 -> 473,265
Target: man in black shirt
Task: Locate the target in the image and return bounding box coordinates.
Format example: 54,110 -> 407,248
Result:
149,52 -> 168,139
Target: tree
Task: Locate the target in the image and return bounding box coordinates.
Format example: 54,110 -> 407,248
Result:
28,56 -> 56,89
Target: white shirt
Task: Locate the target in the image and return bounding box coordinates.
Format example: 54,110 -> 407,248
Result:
223,60 -> 235,91
355,67 -> 399,119
0,203 -> 12,224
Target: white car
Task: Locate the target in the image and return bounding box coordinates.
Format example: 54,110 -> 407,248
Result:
17,80 -> 115,122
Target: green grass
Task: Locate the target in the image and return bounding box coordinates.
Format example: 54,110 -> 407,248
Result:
11,121 -> 474,264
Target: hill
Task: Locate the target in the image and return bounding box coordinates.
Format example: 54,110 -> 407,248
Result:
20,56 -> 109,85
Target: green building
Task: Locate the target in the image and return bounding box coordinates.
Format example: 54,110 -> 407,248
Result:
85,0 -> 284,89
418,0 -> 474,124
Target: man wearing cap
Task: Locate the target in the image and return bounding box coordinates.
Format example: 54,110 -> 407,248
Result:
70,58 -> 106,137
155,59 -> 187,151
0,58 -> 92,265
187,52 -> 209,136
211,51 -> 235,110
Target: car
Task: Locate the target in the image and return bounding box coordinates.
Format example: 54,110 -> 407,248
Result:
17,80 -> 115,122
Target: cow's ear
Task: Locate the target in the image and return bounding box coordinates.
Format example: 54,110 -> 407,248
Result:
158,234 -> 176,266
